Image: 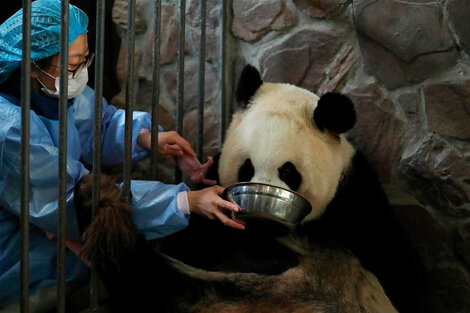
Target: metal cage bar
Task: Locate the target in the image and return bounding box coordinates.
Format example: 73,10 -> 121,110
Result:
124,0 -> 136,202
57,1 -> 70,312
15,0 -> 232,310
150,0 -> 162,180
20,1 -> 32,312
175,0 -> 186,182
219,0 -> 227,148
196,0 -> 206,161
91,0 -> 106,310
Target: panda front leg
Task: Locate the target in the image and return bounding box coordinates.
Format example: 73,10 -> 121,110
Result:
277,239 -> 399,313
181,253 -> 398,313
345,267 -> 399,313
185,241 -> 400,313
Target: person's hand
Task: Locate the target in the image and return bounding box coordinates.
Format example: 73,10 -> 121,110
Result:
159,131 -> 196,158
137,130 -> 196,158
187,186 -> 246,230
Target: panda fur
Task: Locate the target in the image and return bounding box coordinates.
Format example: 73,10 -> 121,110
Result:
76,173 -> 398,313
76,65 -> 427,313
219,70 -> 356,220
216,65 -> 428,313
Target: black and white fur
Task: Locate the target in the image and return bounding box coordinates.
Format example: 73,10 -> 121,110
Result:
76,173 -> 399,313
220,66 -> 357,220
216,65 -> 429,313
77,65 -> 428,313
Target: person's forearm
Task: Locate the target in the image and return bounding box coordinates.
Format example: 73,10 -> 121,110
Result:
137,129 -> 151,150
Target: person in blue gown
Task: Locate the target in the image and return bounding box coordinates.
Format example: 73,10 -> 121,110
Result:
0,1 -> 244,311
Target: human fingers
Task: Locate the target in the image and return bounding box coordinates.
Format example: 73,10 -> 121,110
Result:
213,210 -> 245,230
169,133 -> 196,157
215,196 -> 241,213
158,141 -> 180,154
211,185 -> 225,196
201,178 -> 217,185
158,132 -> 183,154
163,143 -> 184,157
231,215 -> 246,226
164,143 -> 183,152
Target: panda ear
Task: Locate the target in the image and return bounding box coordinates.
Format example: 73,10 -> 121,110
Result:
236,64 -> 263,109
313,92 -> 356,134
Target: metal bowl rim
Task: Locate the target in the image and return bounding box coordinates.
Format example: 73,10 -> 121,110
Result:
223,181 -> 312,213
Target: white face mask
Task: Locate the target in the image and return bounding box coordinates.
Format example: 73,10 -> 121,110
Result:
34,64 -> 88,99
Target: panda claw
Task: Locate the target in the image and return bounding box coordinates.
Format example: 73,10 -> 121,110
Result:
174,153 -> 216,184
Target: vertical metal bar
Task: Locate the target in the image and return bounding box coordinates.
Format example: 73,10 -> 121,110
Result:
20,1 -> 32,312
124,0 -> 136,202
91,0 -> 105,310
150,0 -> 162,180
175,0 -> 186,182
58,1 -> 70,312
196,0 -> 206,161
219,0 -> 227,149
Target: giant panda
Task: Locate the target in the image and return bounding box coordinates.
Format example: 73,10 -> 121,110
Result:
215,65 -> 428,312
76,65 -> 428,313
216,65 -> 428,312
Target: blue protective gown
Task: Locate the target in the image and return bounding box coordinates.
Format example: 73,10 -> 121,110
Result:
0,81 -> 190,308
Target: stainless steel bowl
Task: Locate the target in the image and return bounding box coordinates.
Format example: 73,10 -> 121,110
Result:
223,182 -> 312,236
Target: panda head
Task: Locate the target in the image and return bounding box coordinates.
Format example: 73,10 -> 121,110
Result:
219,65 -> 357,221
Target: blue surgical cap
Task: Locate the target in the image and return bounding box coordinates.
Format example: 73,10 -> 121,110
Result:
0,0 -> 88,83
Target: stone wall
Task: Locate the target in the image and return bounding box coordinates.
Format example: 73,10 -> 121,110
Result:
111,0 -> 470,311
111,0 -> 228,182
234,1 -> 470,311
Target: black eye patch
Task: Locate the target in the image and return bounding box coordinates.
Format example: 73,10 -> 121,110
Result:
238,158 -> 255,182
278,162 -> 302,191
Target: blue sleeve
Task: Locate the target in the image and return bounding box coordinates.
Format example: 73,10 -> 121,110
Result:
0,107 -> 88,240
73,86 -> 155,166
120,180 -> 190,240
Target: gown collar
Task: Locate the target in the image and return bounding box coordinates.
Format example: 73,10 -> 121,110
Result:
0,70 -> 73,121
